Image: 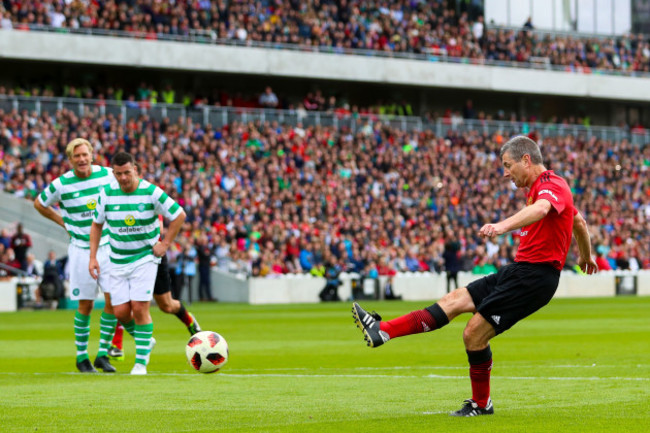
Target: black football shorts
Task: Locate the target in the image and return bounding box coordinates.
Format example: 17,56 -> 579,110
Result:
153,254 -> 172,295
466,262 -> 560,335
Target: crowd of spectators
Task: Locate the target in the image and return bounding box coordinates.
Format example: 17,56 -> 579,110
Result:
0,106 -> 648,283
1,1 -> 649,74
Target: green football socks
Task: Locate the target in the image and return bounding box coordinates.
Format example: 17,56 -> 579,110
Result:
96,312 -> 117,358
74,311 -> 91,363
134,323 -> 154,366
121,319 -> 136,337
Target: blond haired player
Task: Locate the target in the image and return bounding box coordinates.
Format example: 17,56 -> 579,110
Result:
35,138 -> 117,373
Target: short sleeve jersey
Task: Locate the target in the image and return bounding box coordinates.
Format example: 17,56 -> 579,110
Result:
94,178 -> 183,268
38,165 -> 112,249
515,170 -> 576,270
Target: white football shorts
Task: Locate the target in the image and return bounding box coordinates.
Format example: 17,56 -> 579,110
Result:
108,260 -> 158,306
68,243 -> 112,301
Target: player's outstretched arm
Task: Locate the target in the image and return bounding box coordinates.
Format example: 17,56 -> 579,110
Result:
479,199 -> 551,238
573,211 -> 598,274
34,199 -> 65,229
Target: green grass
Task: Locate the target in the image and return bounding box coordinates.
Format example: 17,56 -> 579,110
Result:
1,297 -> 649,432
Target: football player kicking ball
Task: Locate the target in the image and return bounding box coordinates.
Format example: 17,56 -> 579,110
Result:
352,136 -> 598,416
107,251 -> 202,361
90,151 -> 186,375
35,138 -> 118,373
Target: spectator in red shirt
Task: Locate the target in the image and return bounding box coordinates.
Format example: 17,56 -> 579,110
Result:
11,223 -> 32,270
1,247 -> 22,272
595,247 -> 612,271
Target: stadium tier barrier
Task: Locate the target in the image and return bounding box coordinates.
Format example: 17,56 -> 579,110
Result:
1,95 -> 648,145
0,276 -> 40,312
0,192 -> 69,261
7,24 -> 650,79
208,269 -> 650,305
2,30 -> 650,104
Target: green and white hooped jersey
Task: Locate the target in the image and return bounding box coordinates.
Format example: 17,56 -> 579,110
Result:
94,178 -> 183,268
38,165 -> 112,249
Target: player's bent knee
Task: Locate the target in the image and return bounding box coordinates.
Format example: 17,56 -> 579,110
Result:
158,303 -> 174,314
113,305 -> 131,324
462,326 -> 475,347
78,300 -> 93,315
103,303 -> 114,314
154,295 -> 175,314
438,287 -> 475,317
462,315 -> 495,350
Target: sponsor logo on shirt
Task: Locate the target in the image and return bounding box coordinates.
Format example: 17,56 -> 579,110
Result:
118,215 -> 143,233
538,189 -> 558,202
118,226 -> 144,233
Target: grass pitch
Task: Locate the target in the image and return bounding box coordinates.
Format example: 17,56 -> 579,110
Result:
1,297 -> 649,432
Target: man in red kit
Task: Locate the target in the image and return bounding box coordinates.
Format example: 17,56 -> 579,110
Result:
352,135 -> 598,416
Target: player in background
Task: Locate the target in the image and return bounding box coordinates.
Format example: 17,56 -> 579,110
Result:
34,138 -> 118,373
107,216 -> 201,361
352,135 -> 598,416
90,151 -> 186,375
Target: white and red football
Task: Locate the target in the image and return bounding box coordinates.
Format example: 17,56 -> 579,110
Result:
186,331 -> 229,373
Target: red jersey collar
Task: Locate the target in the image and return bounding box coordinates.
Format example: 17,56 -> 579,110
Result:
530,170 -> 554,189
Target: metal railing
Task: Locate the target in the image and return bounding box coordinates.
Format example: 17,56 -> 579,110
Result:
5,24 -> 650,78
0,95 -> 647,146
0,262 -> 28,277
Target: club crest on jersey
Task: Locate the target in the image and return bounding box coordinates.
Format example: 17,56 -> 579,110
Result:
527,197 -> 533,206
124,215 -> 136,226
86,199 -> 97,210
138,204 -> 146,212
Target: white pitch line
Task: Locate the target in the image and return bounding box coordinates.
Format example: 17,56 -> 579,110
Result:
219,373 -> 650,382
2,364 -> 644,376
232,366 -> 468,371
424,374 -> 650,382
0,371 -> 648,382
230,364 -> 649,372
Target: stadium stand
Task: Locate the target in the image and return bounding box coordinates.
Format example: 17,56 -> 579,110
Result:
1,98 -> 648,280
1,1 -> 648,75
0,2 -> 648,288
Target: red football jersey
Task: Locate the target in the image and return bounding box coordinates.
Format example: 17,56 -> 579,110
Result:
515,170 -> 576,270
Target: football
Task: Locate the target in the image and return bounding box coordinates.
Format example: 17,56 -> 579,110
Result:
185,331 -> 229,374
